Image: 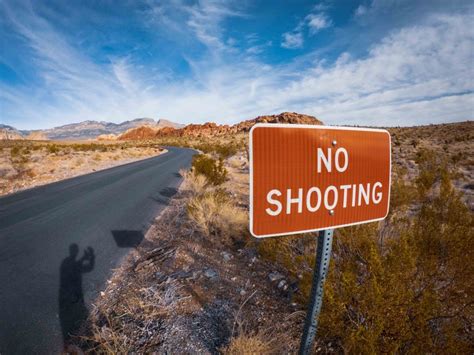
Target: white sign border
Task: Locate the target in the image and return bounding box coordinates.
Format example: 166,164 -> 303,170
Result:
249,123 -> 392,238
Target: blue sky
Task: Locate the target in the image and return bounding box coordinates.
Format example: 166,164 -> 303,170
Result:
0,0 -> 473,130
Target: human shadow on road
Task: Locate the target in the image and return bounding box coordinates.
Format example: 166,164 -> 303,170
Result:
58,244 -> 95,348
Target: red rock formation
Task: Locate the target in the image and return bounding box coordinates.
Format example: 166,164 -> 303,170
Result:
155,126 -> 178,137
119,126 -> 160,140
235,112 -> 323,132
113,112 -> 322,140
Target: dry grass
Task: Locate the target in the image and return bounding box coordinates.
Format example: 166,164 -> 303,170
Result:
187,191 -> 247,239
222,334 -> 276,355
183,170 -> 248,240
180,169 -> 207,195
227,154 -> 247,170
79,242 -> 186,353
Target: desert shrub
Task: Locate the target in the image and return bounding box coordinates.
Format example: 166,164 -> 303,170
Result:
192,154 -> 227,185
256,153 -> 473,353
415,148 -> 444,197
390,169 -> 417,210
70,143 -> 109,152
93,153 -> 102,161
187,190 -> 247,240
10,145 -> 29,166
450,151 -> 465,165
26,169 -> 36,178
194,142 -> 239,159
221,334 -> 275,355
47,144 -> 60,154
257,233 -> 314,278
10,145 -> 21,157
319,166 -> 473,353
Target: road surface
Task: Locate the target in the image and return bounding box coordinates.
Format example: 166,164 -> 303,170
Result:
0,147 -> 194,354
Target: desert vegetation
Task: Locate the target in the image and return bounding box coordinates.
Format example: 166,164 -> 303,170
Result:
77,121 -> 473,353
258,151 -> 473,353
0,140 -> 165,196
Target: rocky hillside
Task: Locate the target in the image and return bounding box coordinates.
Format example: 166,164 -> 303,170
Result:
117,126 -> 161,140
116,112 -> 322,140
2,113 -> 319,141
0,124 -> 23,140
235,111 -> 323,131
1,118 -> 183,141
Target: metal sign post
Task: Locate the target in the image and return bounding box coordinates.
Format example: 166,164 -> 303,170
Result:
299,229 -> 334,355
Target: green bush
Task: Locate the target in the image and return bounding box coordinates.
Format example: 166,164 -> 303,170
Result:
192,154 -> 228,185
10,145 -> 21,156
415,148 -> 444,197
194,142 -> 239,159
47,144 -> 60,154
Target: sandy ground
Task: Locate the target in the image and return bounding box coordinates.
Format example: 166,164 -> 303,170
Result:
0,142 -> 166,196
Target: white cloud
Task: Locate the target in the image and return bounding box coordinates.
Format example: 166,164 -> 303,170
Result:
143,0 -> 244,53
313,3 -> 330,12
246,41 -> 272,55
281,8 -> 333,49
281,32 -> 304,49
1,2 -> 473,129
306,13 -> 332,33
269,14 -> 474,125
354,5 -> 367,17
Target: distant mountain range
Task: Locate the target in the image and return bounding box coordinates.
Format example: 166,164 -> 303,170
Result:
0,118 -> 184,140
115,112 -> 323,140
0,112 -> 324,141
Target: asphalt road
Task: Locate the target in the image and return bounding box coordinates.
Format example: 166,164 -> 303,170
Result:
0,147 -> 194,354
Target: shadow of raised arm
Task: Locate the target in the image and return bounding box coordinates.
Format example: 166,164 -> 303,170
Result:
79,246 -> 95,273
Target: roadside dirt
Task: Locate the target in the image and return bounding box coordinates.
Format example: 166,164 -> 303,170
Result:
78,160 -> 307,353
0,142 -> 166,196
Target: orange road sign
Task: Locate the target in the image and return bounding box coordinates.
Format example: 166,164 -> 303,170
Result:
250,124 -> 391,238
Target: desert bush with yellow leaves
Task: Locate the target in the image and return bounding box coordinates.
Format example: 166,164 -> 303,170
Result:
257,148 -> 473,353
221,334 -> 275,355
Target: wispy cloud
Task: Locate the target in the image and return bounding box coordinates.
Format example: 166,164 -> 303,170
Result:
0,1 -> 472,129
281,32 -> 304,49
273,14 -> 474,125
144,0 -> 244,53
306,13 -> 332,33
185,0 -> 244,51
354,5 -> 367,17
281,6 -> 333,49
